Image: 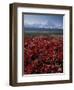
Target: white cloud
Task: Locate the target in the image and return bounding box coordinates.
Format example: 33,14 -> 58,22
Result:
24,20 -> 49,28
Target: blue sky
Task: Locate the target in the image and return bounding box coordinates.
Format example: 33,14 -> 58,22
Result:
24,14 -> 63,29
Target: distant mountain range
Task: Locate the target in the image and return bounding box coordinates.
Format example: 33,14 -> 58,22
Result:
24,27 -> 63,34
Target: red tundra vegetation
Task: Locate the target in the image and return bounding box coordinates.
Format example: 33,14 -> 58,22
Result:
24,35 -> 63,74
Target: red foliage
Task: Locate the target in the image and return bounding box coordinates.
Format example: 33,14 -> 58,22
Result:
24,35 -> 63,74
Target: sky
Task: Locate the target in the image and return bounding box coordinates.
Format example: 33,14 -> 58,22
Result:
23,14 -> 63,29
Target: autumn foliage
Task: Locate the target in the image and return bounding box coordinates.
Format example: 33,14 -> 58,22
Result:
24,35 -> 63,74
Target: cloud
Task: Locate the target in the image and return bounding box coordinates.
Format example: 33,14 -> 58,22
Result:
24,20 -> 49,28
24,14 -> 63,29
